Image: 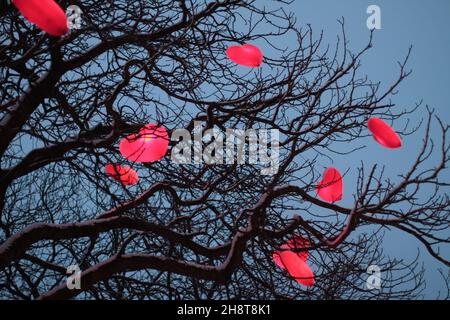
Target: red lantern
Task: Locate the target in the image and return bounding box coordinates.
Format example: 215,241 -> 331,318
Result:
226,44 -> 263,67
367,117 -> 402,149
273,236 -> 315,287
13,0 -> 69,36
105,164 -> 139,186
316,168 -> 343,203
119,123 -> 169,163
278,251 -> 315,287
273,236 -> 309,269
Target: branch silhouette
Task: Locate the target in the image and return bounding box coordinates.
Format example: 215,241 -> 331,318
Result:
0,0 -> 447,300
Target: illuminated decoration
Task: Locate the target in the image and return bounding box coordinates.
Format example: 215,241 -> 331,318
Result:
278,252 -> 315,286
272,236 -> 309,269
119,123 -> 169,163
367,117 -> 402,149
12,0 -> 69,36
105,164 -> 139,186
316,167 -> 343,203
226,44 -> 263,67
273,236 -> 315,287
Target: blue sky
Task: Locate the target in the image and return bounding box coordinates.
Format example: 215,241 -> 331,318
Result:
7,0 -> 448,299
267,0 -> 450,298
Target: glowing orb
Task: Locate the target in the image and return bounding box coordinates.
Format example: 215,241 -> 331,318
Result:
105,164 -> 139,186
273,236 -> 315,287
226,44 -> 263,67
119,123 -> 169,163
13,0 -> 69,36
278,251 -> 315,287
273,236 -> 309,269
368,117 -> 402,149
316,168 -> 343,203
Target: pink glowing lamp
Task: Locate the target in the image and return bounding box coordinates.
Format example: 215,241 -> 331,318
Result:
13,0 -> 69,36
226,44 -> 263,67
105,164 -> 139,186
367,117 -> 402,149
316,167 -> 343,203
119,123 -> 169,163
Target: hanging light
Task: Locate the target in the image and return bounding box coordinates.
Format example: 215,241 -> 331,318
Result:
12,0 -> 69,36
273,236 -> 315,287
105,164 -> 139,186
272,236 -> 309,269
119,123 -> 169,163
367,117 -> 402,149
278,251 -> 315,287
226,44 -> 263,67
316,167 -> 343,203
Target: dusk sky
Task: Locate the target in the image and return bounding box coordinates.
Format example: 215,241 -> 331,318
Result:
1,0 -> 448,301
265,0 -> 450,298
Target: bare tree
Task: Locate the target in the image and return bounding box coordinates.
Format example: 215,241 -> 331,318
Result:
0,0 -> 448,300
